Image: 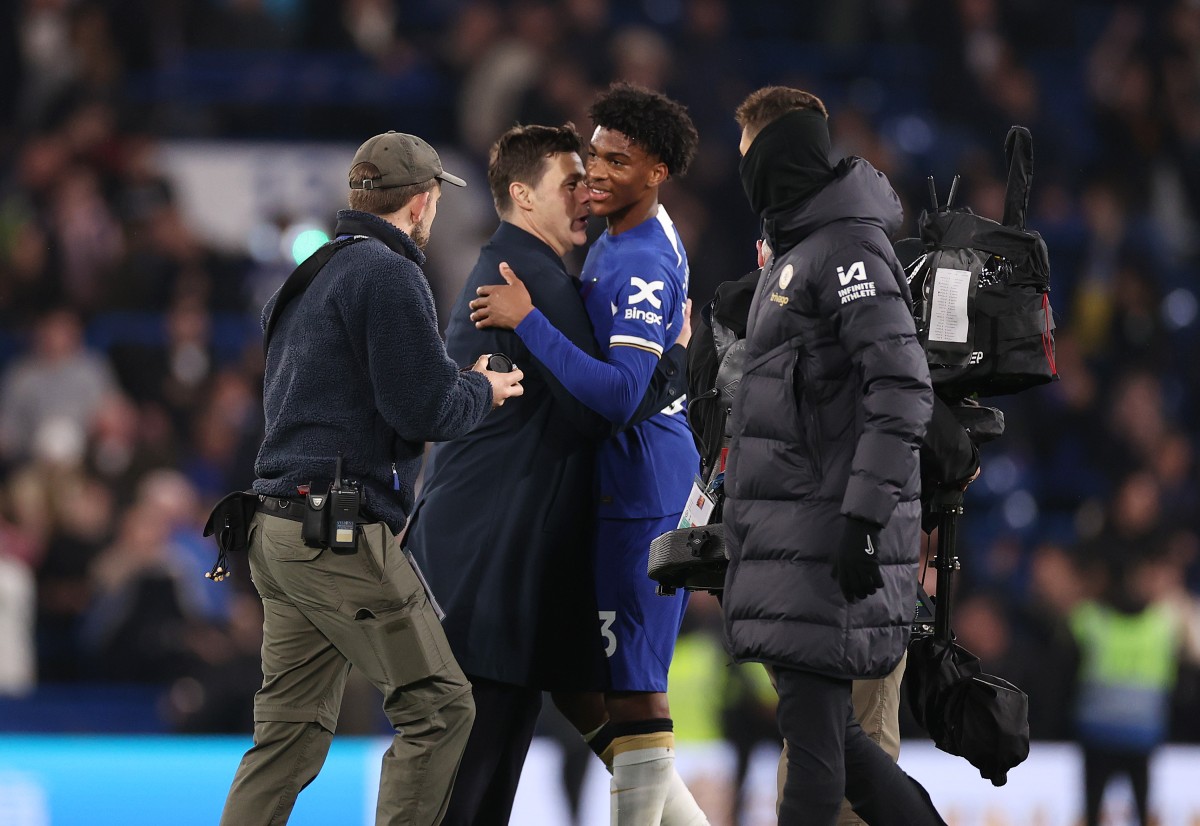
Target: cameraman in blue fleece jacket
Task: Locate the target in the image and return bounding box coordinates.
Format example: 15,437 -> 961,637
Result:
221,131 -> 522,826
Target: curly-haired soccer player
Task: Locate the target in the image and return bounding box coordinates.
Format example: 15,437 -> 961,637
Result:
471,82 -> 709,825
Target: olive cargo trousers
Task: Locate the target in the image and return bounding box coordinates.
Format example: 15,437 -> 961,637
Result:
220,512 -> 475,826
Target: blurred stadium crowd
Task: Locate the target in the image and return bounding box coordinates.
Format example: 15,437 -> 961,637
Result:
1,0 -> 1199,816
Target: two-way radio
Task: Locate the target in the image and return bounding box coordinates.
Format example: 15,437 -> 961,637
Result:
328,453 -> 361,551
301,453 -> 362,550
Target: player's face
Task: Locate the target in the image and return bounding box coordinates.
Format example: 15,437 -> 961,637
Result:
586,126 -> 665,232
528,151 -> 590,257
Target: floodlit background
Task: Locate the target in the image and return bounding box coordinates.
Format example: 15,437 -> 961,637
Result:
1,0 -> 1199,824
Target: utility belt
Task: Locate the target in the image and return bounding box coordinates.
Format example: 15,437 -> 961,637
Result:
255,493 -> 374,546
202,456 -> 371,582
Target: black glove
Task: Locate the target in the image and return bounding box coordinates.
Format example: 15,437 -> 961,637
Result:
831,516 -> 884,602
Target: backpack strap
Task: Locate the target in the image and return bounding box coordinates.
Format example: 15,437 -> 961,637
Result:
263,235 -> 368,357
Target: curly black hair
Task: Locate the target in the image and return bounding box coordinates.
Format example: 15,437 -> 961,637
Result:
588,82 -> 698,177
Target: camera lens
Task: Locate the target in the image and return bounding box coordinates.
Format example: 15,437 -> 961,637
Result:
487,353 -> 513,373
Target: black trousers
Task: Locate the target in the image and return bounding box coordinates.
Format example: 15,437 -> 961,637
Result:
774,666 -> 945,826
1083,745 -> 1151,826
440,676 -> 543,826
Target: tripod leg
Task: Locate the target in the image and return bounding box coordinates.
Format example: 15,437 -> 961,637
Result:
930,489 -> 963,643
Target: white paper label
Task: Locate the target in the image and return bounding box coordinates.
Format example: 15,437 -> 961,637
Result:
928,267 -> 972,344
678,478 -> 716,529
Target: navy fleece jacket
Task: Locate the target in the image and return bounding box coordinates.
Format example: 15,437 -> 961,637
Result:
253,209 -> 493,532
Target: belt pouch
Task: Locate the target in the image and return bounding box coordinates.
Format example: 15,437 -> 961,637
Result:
302,486 -> 330,548
202,491 -> 259,580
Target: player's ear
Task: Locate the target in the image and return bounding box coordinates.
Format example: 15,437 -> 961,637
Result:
647,161 -> 669,188
509,181 -> 534,212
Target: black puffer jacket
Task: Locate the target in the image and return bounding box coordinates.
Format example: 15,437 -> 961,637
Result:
723,158 -> 933,679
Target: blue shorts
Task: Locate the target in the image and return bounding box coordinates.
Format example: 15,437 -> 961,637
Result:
593,514 -> 690,693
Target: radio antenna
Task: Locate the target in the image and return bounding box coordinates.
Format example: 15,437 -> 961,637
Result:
945,175 -> 961,210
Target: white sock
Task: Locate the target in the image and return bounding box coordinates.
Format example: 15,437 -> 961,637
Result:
611,747 -> 674,826
660,768 -> 710,826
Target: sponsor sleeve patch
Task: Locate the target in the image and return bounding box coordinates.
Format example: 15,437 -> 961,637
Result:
833,259 -> 876,305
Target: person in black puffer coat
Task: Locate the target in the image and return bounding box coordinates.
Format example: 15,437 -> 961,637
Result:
723,86 -> 945,826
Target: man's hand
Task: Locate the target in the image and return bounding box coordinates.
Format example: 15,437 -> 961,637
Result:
469,262 -> 534,330
471,354 -> 524,408
675,298 -> 693,348
831,516 -> 884,602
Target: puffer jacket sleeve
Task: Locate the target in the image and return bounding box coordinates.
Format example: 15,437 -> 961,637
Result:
809,239 -> 932,527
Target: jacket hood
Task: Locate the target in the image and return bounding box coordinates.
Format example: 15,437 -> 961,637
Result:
766,158 -> 903,255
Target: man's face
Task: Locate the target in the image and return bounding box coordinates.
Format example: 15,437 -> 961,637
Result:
585,126 -> 662,223
411,184 -> 441,249
527,151 -> 590,257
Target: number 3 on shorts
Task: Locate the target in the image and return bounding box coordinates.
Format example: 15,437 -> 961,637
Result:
598,610 -> 617,658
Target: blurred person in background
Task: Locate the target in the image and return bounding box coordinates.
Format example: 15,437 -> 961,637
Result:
0,510 -> 37,696
180,368 -> 259,500
1070,472 -> 1200,826
456,1 -> 561,159
1,372 -> 117,685
82,497 -> 198,683
86,392 -> 179,507
219,131 -> 522,826
1072,553 -> 1179,826
28,473 -> 114,682
666,592 -> 739,825
1012,541 -> 1086,740
0,307 -> 117,467
48,163 -> 124,313
107,293 -> 218,439
168,589 -> 264,735
135,468 -> 231,624
719,647 -> 780,826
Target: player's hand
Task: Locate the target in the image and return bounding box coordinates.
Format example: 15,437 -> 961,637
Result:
471,354 -> 524,408
675,298 -> 693,348
470,262 -> 534,330
831,516 -> 884,602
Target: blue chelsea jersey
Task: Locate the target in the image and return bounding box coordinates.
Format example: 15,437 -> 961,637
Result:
581,207 -> 698,519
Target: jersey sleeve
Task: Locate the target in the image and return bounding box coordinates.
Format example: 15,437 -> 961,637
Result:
514,308 -> 660,424
606,258 -> 677,359
513,245 -> 685,425
808,241 -> 933,527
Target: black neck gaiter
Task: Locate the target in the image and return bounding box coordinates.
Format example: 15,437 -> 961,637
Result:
739,109 -> 836,220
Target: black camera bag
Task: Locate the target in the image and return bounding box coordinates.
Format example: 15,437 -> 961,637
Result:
903,127 -> 1057,400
